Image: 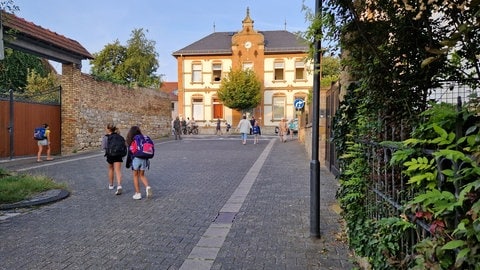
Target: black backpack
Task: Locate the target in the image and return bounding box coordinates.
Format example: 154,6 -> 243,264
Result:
107,133 -> 127,157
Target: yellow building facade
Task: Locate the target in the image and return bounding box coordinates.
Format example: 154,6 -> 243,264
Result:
173,9 -> 312,132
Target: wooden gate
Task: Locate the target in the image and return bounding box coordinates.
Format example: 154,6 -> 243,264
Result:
0,94 -> 61,158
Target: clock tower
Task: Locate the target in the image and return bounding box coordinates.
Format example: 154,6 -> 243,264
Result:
231,7 -> 264,70
231,8 -> 265,123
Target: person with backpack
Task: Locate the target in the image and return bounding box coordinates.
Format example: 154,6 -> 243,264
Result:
252,120 -> 261,144
35,123 -> 53,162
126,126 -> 153,200
101,123 -> 127,195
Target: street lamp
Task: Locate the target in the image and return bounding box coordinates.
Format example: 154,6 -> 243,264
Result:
310,0 -> 322,238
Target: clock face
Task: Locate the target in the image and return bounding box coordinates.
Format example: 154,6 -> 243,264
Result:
244,41 -> 252,49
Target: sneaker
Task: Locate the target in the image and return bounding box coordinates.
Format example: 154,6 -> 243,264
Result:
109,185 -> 115,190
132,193 -> 142,200
146,186 -> 153,198
115,186 -> 122,195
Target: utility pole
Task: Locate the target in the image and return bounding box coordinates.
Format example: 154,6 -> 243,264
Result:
310,0 -> 322,238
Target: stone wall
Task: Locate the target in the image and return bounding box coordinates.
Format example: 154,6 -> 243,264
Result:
299,126 -> 326,166
61,64 -> 171,154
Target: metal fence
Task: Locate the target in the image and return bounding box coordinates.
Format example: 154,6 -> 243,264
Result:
428,80 -> 478,104
362,140 -> 431,257
358,80 -> 478,258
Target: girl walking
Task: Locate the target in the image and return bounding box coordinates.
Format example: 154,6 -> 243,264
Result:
126,126 -> 153,200
101,123 -> 125,195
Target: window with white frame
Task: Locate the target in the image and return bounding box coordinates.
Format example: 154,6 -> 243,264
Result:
274,61 -> 284,80
295,60 -> 305,80
212,63 -> 222,82
272,95 -> 286,120
192,63 -> 202,83
192,96 -> 204,120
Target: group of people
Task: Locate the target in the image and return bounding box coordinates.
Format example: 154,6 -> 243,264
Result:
236,115 -> 261,145
172,116 -> 197,140
36,123 -> 152,200
101,124 -> 152,200
37,116 -> 292,198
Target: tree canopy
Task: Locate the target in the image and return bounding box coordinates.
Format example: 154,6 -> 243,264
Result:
309,0 -> 480,134
217,68 -> 262,112
90,28 -> 161,88
0,48 -> 50,93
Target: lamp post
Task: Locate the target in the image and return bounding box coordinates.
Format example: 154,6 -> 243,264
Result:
310,0 -> 322,238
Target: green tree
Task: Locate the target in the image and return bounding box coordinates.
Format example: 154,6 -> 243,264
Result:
24,69 -> 60,103
321,55 -> 340,87
0,48 -> 50,93
90,28 -> 161,88
90,40 -> 126,84
217,68 -> 261,112
310,1 -> 480,268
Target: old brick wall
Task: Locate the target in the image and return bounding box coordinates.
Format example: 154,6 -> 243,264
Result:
61,64 -> 171,154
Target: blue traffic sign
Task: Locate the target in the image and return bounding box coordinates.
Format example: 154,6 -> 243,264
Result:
294,98 -> 305,109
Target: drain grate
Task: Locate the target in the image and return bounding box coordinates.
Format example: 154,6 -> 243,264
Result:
213,212 -> 237,223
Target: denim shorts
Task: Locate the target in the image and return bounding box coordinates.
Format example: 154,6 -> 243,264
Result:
37,139 -> 48,146
131,157 -> 150,170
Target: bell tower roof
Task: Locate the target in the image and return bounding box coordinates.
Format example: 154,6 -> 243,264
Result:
241,7 -> 255,33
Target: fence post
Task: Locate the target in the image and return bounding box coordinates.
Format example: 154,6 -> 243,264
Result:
8,89 -> 14,159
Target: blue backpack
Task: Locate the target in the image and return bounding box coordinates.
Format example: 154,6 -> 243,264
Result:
130,135 -> 155,159
34,127 -> 46,140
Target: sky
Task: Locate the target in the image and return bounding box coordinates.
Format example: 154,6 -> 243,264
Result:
10,0 -> 314,82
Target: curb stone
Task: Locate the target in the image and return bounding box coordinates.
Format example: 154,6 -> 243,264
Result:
0,189 -> 70,210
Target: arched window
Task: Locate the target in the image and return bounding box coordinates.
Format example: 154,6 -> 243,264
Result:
272,94 -> 286,120
192,95 -> 204,120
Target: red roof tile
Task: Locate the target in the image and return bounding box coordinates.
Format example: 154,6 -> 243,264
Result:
160,82 -> 178,101
1,11 -> 93,59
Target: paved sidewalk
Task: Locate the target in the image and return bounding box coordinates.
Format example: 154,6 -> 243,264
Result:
0,135 -> 354,269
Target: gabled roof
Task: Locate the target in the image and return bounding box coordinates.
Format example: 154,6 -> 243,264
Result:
1,11 -> 93,63
172,30 -> 308,56
160,82 -> 178,101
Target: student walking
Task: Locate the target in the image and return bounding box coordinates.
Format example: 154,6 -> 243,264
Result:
252,121 -> 261,144
215,119 -> 223,135
126,126 -> 153,200
101,123 -> 126,195
36,123 -> 53,162
236,115 -> 252,145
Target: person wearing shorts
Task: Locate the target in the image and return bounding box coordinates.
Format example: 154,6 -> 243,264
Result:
126,126 -> 153,200
102,123 -> 124,195
37,123 -> 53,162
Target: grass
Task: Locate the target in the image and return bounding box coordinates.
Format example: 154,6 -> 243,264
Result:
0,168 -> 67,204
